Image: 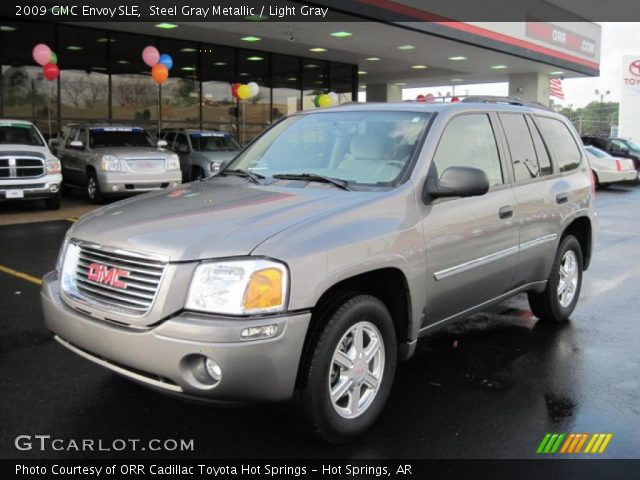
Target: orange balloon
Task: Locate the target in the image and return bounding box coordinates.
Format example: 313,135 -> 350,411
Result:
151,64 -> 169,85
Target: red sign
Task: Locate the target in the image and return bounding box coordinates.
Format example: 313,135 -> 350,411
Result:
87,263 -> 129,289
526,20 -> 596,58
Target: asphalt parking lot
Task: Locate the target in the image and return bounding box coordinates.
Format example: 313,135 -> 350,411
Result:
1,184 -> 639,459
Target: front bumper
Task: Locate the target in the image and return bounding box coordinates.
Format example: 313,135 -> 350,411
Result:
97,170 -> 182,194
41,271 -> 310,402
0,174 -> 62,201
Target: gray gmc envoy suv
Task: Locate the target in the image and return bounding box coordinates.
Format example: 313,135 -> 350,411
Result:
42,98 -> 596,442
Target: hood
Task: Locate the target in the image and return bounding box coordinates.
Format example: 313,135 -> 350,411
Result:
0,145 -> 53,158
70,177 -> 363,262
91,147 -> 172,158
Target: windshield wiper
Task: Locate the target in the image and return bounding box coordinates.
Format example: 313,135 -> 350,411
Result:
273,173 -> 351,191
220,169 -> 265,185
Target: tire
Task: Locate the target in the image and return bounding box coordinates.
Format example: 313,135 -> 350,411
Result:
294,294 -> 397,443
190,166 -> 205,182
528,235 -> 583,323
87,169 -> 105,204
44,193 -> 61,210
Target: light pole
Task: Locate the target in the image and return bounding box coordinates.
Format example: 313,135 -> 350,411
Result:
594,89 -> 610,135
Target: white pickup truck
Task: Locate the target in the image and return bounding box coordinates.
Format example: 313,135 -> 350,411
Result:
0,120 -> 62,209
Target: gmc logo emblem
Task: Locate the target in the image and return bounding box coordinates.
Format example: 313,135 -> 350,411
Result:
87,262 -> 129,289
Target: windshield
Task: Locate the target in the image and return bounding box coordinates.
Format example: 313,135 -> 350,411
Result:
586,146 -> 608,158
0,123 -> 44,146
89,128 -> 154,148
227,110 -> 432,186
190,133 -> 240,152
621,139 -> 640,152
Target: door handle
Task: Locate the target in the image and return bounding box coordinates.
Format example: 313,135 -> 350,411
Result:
499,206 -> 513,219
556,193 -> 569,204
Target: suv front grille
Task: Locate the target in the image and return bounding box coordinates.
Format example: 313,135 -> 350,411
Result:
0,157 -> 45,178
125,158 -> 166,173
73,244 -> 166,316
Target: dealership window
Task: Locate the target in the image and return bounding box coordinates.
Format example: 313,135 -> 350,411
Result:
157,38 -> 199,129
109,32 -> 159,134
201,44 -> 236,135
58,25 -> 109,125
237,49 -> 270,144
0,21 -> 58,138
272,54 -> 301,121
330,62 -> 356,104
302,59 -> 329,110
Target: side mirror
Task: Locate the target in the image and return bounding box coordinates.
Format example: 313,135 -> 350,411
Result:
176,144 -> 190,154
157,139 -> 168,148
424,166 -> 490,201
69,140 -> 84,149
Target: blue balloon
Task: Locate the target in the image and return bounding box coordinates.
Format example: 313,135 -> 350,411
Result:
159,53 -> 173,70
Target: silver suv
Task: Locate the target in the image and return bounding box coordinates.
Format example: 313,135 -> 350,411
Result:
0,120 -> 62,209
57,124 -> 182,203
42,99 -> 596,442
161,129 -> 241,182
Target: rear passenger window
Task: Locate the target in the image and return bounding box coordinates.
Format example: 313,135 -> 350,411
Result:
432,114 -> 503,187
526,117 -> 552,176
499,113 -> 540,182
537,117 -> 582,172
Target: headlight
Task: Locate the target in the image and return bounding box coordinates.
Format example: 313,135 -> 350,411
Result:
167,154 -> 181,171
185,258 -> 288,315
101,155 -> 121,171
60,242 -> 80,294
46,158 -> 61,174
55,235 -> 71,274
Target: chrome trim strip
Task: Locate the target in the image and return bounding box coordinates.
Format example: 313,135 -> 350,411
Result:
434,234 -> 559,281
434,245 -> 519,281
54,335 -> 183,393
520,233 -> 557,251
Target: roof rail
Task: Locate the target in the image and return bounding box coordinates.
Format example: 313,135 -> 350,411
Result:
461,95 -> 553,111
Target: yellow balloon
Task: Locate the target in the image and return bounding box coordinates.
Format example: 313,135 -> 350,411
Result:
237,84 -> 251,100
318,94 -> 332,108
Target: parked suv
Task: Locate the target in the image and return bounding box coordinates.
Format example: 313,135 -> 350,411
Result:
0,120 -> 62,209
581,135 -> 640,182
161,128 -> 241,182
42,98 -> 596,442
57,124 -> 182,203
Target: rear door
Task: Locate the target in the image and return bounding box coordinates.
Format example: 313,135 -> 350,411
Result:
497,113 -> 561,287
422,112 -> 520,325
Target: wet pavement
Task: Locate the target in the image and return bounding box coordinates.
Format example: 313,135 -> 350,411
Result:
1,184 -> 639,459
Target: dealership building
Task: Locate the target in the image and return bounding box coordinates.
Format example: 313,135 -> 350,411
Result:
0,1 -> 601,142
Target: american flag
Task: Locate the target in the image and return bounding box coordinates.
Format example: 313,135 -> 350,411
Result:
550,78 -> 565,100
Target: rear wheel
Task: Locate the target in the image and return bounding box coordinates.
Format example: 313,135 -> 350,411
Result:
44,193 -> 61,210
294,294 -> 397,443
87,170 -> 104,204
528,235 -> 583,323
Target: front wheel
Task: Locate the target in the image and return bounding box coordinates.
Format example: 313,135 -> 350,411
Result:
528,235 -> 583,323
87,170 -> 105,204
294,294 -> 397,443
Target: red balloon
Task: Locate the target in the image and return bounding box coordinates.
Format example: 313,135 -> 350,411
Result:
43,63 -> 59,81
151,63 -> 169,85
231,83 -> 241,99
450,96 -> 460,103
416,94 -> 426,103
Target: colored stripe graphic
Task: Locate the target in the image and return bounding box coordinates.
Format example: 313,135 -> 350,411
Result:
538,433 -> 612,454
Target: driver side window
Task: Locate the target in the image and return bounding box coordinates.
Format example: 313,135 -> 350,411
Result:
432,114 -> 503,187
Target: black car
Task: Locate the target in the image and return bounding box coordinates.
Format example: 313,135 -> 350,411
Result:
581,135 -> 640,182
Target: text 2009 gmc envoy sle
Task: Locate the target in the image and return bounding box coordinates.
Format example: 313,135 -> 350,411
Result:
42,98 -> 596,442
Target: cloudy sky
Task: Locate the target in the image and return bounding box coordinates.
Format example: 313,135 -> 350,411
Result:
401,23 -> 640,108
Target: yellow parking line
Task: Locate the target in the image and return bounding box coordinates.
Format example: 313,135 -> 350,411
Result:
66,218 -> 77,223
0,264 -> 42,286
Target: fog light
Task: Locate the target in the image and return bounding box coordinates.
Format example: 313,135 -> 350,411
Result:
112,185 -> 120,192
50,184 -> 59,193
205,358 -> 222,382
241,324 -> 278,340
